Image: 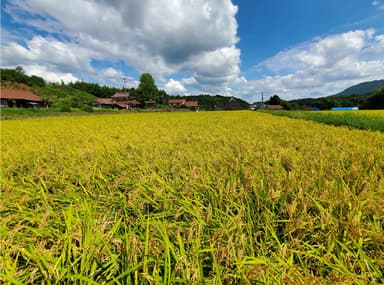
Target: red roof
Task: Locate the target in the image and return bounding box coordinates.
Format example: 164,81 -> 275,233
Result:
127,99 -> 141,105
0,88 -> 42,102
168,99 -> 186,104
185,101 -> 199,107
111,92 -> 131,98
114,100 -> 141,108
95,98 -> 113,105
267,105 -> 284,110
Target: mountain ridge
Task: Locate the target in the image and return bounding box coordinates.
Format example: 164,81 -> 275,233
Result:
328,79 -> 384,97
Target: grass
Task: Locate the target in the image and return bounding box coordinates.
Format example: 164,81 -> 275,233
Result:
1,111 -> 384,284
263,110 -> 384,132
0,107 -> 118,120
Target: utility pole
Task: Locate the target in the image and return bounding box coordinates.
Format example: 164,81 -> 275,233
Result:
122,76 -> 127,92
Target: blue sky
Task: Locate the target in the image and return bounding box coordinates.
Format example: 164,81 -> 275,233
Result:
1,0 -> 384,102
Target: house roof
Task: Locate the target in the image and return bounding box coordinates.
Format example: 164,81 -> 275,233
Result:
115,100 -> 141,108
267,105 -> 284,110
111,92 -> 131,98
168,99 -> 186,104
185,101 -> 199,107
0,88 -> 42,102
95,98 -> 114,105
127,99 -> 141,105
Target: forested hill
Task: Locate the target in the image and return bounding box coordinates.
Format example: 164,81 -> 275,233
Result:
329,79 -> 384,97
289,86 -> 384,110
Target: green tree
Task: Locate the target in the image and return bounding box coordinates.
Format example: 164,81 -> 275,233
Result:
268,94 -> 282,105
28,75 -> 46,87
367,88 -> 384,109
137,73 -> 159,103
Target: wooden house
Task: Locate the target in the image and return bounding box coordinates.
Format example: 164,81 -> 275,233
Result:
0,88 -> 43,108
94,91 -> 141,109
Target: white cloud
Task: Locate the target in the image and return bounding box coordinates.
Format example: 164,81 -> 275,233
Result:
1,36 -> 95,74
243,29 -> 384,102
23,65 -> 78,83
165,79 -> 187,95
2,0 -> 240,93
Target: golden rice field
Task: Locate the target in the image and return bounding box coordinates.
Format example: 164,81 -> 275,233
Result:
1,111 -> 384,284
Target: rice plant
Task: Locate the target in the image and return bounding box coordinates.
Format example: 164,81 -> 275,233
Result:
1,111 -> 383,284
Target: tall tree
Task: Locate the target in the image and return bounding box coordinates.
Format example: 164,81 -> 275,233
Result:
137,73 -> 159,102
268,95 -> 282,105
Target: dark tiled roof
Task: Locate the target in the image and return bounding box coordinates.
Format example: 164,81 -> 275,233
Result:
0,88 -> 42,102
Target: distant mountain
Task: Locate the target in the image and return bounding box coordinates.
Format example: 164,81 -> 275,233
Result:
329,79 -> 384,97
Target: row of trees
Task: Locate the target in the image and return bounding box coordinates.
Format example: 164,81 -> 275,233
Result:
71,73 -> 164,103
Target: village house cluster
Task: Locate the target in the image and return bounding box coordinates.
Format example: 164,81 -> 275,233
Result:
94,92 -> 200,110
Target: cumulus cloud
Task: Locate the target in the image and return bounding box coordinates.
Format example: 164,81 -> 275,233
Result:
2,0 -> 240,92
2,36 -> 95,72
165,79 -> 187,95
243,29 -> 384,102
23,65 -> 78,83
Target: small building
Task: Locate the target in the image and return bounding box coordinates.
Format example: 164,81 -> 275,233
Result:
168,98 -> 186,108
266,104 -> 284,110
0,88 -> 43,108
168,98 -> 199,110
114,100 -> 141,109
223,98 -> 247,110
94,98 -> 114,108
184,100 -> 200,110
145,99 -> 156,108
94,91 -> 141,109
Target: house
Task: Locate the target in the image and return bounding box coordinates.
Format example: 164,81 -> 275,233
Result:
94,91 -> 141,109
145,99 -> 156,108
0,88 -> 43,108
184,100 -> 200,110
266,104 -> 284,110
94,98 -> 114,108
223,98 -> 247,110
114,100 -> 141,109
168,98 -> 186,108
168,98 -> 200,110
111,92 -> 133,102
